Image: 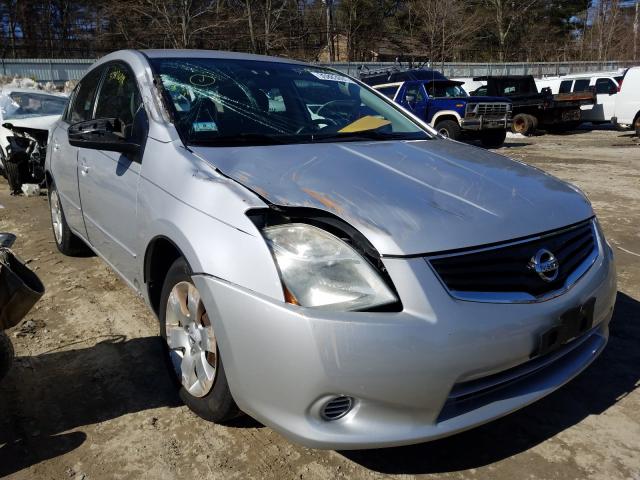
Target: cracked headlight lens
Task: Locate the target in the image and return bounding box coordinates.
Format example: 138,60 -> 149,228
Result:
262,223 -> 397,311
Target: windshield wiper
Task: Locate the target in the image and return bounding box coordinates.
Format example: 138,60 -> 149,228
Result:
312,130 -> 427,143
188,133 -> 288,146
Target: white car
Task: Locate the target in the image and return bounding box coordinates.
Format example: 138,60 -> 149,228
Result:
612,67 -> 640,135
0,88 -> 68,190
536,71 -> 625,124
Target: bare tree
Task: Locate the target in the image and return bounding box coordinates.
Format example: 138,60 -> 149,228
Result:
482,0 -> 539,61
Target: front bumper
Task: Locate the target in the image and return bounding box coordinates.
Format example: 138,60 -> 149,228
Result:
461,115 -> 511,131
193,237 -> 616,450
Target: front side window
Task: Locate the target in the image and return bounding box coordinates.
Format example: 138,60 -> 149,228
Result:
150,58 -> 431,146
1,91 -> 67,121
404,84 -> 425,103
95,64 -> 143,127
595,78 -> 616,94
70,67 -> 104,123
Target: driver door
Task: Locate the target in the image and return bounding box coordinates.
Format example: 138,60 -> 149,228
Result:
77,62 -> 147,286
400,82 -> 428,120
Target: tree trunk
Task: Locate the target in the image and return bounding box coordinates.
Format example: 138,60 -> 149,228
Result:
246,0 -> 257,53
634,0 -> 639,61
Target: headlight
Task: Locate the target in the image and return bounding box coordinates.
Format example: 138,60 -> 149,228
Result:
262,223 -> 398,311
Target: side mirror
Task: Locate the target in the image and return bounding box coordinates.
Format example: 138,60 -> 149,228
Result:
405,95 -> 416,105
609,85 -> 618,95
68,118 -> 140,154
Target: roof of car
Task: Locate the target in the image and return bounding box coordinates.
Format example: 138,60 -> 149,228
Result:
140,49 -> 307,65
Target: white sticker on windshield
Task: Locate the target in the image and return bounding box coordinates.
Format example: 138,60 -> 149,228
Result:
308,71 -> 353,83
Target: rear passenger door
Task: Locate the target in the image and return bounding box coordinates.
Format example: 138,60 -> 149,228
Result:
50,66 -> 105,239
77,62 -> 147,285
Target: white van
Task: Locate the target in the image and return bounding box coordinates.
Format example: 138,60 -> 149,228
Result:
536,71 -> 625,123
613,66 -> 640,135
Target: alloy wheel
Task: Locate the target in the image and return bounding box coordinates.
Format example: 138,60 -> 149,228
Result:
50,190 -> 63,245
165,281 -> 217,398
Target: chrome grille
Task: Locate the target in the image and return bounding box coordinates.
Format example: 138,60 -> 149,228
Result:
428,220 -> 597,301
477,103 -> 509,115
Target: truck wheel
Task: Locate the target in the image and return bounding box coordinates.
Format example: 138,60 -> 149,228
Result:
159,257 -> 240,423
0,331 -> 14,383
435,120 -> 461,140
526,114 -> 539,133
48,181 -> 89,256
634,115 -> 640,137
512,113 -> 533,135
480,130 -> 507,148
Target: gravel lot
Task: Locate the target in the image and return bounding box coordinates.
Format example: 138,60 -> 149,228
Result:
0,129 -> 639,480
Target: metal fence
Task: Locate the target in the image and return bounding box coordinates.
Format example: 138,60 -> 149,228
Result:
1,58 -> 637,85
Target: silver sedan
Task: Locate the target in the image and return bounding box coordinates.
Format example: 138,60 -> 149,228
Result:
45,49 -> 617,449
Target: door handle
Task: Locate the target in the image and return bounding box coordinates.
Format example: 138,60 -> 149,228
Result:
80,165 -> 90,176
53,142 -> 60,151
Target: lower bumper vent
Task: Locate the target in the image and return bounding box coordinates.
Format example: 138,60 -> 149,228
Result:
321,396 -> 354,421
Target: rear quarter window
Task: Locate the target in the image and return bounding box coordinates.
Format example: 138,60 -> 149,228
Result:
559,80 -> 572,93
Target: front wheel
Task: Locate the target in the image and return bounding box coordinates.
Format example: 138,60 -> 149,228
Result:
434,119 -> 461,140
159,258 -> 240,422
480,130 -> 507,148
634,115 -> 640,137
48,181 -> 89,256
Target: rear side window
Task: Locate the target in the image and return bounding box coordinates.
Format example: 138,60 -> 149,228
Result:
376,86 -> 398,99
559,80 -> 572,93
595,78 -> 616,94
572,79 -> 590,92
70,67 -> 104,123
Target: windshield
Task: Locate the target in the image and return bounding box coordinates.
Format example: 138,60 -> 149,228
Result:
1,91 -> 67,120
150,58 -> 431,146
425,82 -> 468,98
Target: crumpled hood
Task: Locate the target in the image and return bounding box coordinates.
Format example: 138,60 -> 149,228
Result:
192,139 -> 593,255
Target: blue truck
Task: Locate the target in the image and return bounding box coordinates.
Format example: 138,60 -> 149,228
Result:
362,69 -> 512,148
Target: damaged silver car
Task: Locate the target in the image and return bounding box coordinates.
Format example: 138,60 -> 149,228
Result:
0,88 -> 68,194
45,50 -> 617,449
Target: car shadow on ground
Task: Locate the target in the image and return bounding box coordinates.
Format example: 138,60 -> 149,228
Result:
340,291 -> 640,475
0,335 -> 181,477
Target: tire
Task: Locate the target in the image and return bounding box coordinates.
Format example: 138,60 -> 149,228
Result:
480,129 -> 507,148
159,257 -> 240,423
48,181 -> 88,256
512,113 -> 533,135
526,114 -> 539,132
0,331 -> 14,383
634,115 -> 640,137
434,119 -> 461,140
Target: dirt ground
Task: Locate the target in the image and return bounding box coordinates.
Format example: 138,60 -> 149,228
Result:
0,128 -> 639,480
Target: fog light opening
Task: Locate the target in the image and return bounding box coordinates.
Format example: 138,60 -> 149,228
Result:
321,395 -> 354,421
